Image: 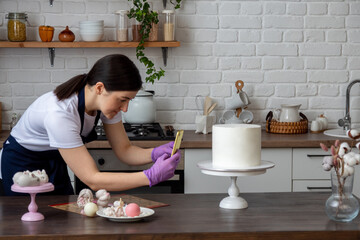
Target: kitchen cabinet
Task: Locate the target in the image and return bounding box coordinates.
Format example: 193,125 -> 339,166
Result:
293,148 -> 331,180
293,148 -> 360,197
184,148 -> 292,193
292,148 -> 331,193
185,147 -> 360,197
0,41 -> 180,66
293,180 -> 331,192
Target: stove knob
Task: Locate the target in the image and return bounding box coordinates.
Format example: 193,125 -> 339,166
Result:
98,158 -> 105,166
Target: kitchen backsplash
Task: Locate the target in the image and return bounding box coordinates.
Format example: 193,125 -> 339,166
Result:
1,0 -> 360,131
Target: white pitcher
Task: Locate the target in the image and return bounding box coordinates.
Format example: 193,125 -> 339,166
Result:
275,104 -> 301,122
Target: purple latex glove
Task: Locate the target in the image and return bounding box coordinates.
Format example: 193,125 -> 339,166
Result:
151,141 -> 174,162
144,151 -> 181,187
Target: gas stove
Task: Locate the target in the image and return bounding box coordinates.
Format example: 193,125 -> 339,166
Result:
96,122 -> 175,141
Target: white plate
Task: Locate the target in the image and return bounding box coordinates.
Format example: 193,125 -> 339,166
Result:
96,207 -> 154,222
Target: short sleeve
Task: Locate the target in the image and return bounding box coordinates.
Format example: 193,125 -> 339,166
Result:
101,111 -> 122,124
44,110 -> 84,149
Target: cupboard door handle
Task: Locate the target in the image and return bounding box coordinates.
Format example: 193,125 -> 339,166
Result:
307,186 -> 332,190
306,154 -> 331,158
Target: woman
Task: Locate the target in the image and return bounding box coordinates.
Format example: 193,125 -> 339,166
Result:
0,54 -> 181,196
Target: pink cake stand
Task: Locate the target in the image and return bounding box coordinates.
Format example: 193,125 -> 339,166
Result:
11,183 -> 54,221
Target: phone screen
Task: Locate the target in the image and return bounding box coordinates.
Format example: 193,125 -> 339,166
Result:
171,130 -> 184,156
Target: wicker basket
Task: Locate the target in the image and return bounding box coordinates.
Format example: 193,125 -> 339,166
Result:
265,111 -> 308,134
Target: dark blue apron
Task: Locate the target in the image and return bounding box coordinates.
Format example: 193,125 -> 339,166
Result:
1,88 -> 100,196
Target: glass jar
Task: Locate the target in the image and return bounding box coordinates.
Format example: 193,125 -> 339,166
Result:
325,168 -> 359,222
131,19 -> 142,42
115,10 -> 129,42
6,12 -> 28,42
162,10 -> 175,41
148,22 -> 159,42
147,11 -> 159,42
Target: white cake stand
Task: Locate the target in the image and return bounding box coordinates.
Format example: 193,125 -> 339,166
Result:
197,160 -> 275,209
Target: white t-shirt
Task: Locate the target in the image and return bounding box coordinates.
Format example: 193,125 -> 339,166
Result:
10,91 -> 122,151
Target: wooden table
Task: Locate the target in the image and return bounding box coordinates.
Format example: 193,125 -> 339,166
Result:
0,192 -> 359,239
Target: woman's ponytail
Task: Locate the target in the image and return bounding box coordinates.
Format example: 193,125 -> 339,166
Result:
54,74 -> 87,100
54,54 -> 142,101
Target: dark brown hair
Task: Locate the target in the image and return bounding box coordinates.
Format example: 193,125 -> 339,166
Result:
54,54 -> 142,100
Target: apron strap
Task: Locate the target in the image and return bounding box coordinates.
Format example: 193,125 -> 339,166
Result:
78,87 -> 101,143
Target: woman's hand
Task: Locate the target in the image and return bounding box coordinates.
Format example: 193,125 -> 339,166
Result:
143,151 -> 181,187
151,141 -> 174,162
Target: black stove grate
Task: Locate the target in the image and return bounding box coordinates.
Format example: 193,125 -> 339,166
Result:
96,123 -> 175,141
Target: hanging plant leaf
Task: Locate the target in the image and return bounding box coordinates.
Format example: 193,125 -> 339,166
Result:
170,0 -> 182,9
128,0 -> 181,83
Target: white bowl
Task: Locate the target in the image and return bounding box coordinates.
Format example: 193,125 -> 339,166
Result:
80,27 -> 104,34
80,32 -> 104,36
79,25 -> 104,29
80,29 -> 104,34
79,29 -> 104,33
80,25 -> 103,28
80,33 -> 104,42
80,24 -> 104,29
80,24 -> 103,27
80,26 -> 104,31
80,24 -> 103,26
80,20 -> 104,23
80,20 -> 104,25
80,22 -> 104,25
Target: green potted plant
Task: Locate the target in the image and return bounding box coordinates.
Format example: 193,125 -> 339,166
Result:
128,0 -> 182,83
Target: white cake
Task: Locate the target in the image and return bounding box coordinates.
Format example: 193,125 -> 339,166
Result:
212,124 -> 261,169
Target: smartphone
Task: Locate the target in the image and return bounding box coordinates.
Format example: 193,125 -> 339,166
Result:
171,130 -> 184,156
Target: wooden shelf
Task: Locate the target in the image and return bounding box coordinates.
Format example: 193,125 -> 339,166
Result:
0,41 -> 180,48
0,41 -> 180,66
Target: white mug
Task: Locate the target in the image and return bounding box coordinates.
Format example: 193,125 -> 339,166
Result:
219,110 -> 243,124
238,109 -> 254,124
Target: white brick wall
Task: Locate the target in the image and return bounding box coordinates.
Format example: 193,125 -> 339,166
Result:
1,0 -> 360,131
